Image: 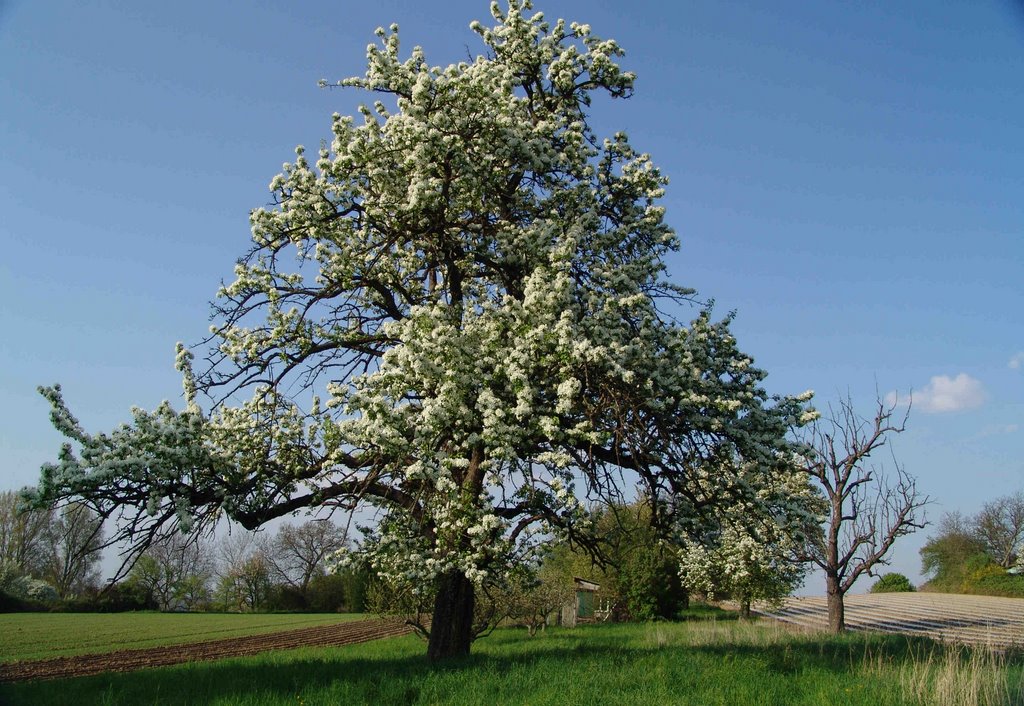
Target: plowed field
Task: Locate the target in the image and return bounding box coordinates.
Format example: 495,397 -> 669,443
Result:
0,617 -> 412,683
757,592 -> 1024,648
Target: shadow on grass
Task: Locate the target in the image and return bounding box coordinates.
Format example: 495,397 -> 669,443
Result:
2,625 -> 1019,706
676,603 -> 740,622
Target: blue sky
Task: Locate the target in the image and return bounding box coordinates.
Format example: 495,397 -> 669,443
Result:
2,0 -> 1022,591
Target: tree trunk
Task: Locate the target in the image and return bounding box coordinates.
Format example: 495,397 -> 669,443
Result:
826,575 -> 845,633
739,596 -> 752,620
427,569 -> 475,662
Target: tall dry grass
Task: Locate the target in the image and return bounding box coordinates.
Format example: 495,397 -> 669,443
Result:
653,615 -> 1022,706
863,639 -> 1021,706
896,645 -> 1019,706
649,613 -> 813,649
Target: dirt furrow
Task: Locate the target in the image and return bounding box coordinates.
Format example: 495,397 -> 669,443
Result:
757,594 -> 1024,648
0,618 -> 413,683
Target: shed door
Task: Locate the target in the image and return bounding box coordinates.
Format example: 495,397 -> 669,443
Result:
577,590 -> 594,618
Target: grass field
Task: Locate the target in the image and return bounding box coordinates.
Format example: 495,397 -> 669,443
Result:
2,612 -> 1021,706
0,612 -> 368,662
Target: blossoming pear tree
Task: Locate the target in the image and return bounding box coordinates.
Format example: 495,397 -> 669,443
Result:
31,1 -> 817,661
677,456 -> 823,618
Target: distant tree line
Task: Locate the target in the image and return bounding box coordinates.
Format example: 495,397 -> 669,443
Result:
0,490 -> 368,614
0,491 -> 103,607
919,492 -> 1024,598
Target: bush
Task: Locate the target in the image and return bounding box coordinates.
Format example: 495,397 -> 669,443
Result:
53,582 -> 156,613
616,548 -> 688,621
6,576 -> 59,603
338,566 -> 371,612
958,558 -> 1024,598
0,589 -> 49,613
266,584 -> 308,612
970,571 -> 1024,597
305,573 -> 347,613
870,573 -> 915,593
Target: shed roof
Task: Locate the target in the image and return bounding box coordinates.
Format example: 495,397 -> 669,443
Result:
573,577 -> 600,592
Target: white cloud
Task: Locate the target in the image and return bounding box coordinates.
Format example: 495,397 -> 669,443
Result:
1009,352 -> 1024,370
887,373 -> 987,414
974,423 -> 1019,439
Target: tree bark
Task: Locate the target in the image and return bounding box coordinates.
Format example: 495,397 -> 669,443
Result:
427,569 -> 475,662
826,575 -> 845,633
739,596 -> 752,620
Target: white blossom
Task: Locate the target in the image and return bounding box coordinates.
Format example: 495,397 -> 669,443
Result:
30,1 -> 818,632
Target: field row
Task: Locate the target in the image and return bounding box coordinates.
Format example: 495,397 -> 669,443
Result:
0,617 -> 410,683
758,592 -> 1024,647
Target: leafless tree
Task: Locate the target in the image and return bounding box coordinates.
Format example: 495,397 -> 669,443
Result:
128,532 -> 212,610
800,395 -> 929,633
972,492 -> 1024,569
496,565 -> 574,636
41,502 -> 105,598
215,530 -> 272,612
266,520 -> 348,598
0,490 -> 52,577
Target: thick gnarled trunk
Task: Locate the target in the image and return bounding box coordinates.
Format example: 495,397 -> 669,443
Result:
427,569 -> 476,662
826,575 -> 845,633
425,446 -> 484,662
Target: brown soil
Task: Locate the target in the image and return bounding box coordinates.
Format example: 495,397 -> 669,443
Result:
0,617 -> 413,683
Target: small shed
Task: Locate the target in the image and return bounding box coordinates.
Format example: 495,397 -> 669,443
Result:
560,577 -> 600,627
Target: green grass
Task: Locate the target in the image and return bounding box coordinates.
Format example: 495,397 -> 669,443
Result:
0,612 -> 368,662
677,602 -> 739,621
3,618 -> 1021,706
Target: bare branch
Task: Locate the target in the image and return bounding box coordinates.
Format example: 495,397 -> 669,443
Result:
801,393 -> 929,632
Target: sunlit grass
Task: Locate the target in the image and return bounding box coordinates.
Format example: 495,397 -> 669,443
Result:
2,614 -> 1020,705
889,643 -> 1018,706
0,612 -> 368,662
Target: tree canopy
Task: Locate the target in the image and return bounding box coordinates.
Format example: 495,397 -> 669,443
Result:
29,0 -> 814,660
920,502 -> 1024,597
679,456 -> 819,617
